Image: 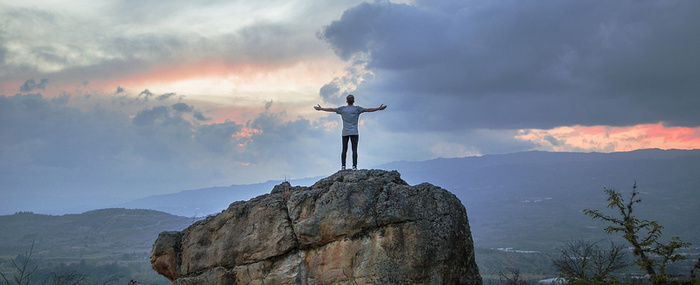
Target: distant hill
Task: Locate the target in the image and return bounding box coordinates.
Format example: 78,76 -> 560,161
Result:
118,176 -> 321,217
378,149 -> 700,250
0,208 -> 192,261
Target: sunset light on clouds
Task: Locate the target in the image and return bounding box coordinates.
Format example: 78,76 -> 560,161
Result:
1,0 -> 700,214
517,124 -> 700,153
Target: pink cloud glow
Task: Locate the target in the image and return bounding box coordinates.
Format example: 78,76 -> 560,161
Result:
234,127 -> 262,139
517,123 -> 700,152
99,57 -> 342,95
118,60 -> 266,86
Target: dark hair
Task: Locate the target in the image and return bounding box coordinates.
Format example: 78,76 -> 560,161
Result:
346,94 -> 355,104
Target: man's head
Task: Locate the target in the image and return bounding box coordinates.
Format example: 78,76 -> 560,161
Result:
346,94 -> 355,105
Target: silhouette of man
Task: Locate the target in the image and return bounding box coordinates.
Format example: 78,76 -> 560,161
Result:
315,94 -> 387,170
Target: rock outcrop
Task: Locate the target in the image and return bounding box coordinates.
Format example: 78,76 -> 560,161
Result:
151,169 -> 481,284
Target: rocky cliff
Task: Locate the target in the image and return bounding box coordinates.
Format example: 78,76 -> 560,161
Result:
150,169 -> 481,284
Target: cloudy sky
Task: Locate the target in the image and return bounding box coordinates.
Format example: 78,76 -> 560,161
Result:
2,0 -> 700,214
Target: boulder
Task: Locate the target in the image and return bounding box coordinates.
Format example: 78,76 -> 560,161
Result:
150,169 -> 481,284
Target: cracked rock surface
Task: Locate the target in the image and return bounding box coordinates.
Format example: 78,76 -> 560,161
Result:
150,169 -> 482,284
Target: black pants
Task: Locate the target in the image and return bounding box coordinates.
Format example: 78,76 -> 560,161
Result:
341,135 -> 359,167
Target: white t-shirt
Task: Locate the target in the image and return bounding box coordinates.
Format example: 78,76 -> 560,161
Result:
335,105 -> 367,136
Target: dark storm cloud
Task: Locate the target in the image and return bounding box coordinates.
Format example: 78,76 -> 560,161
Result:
20,78 -> 49,92
320,1 -> 700,130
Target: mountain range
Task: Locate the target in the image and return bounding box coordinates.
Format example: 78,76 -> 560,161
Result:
120,148 -> 700,250
2,149 -> 698,258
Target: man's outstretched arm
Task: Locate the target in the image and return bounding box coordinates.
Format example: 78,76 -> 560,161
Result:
365,104 -> 387,112
314,104 -> 336,112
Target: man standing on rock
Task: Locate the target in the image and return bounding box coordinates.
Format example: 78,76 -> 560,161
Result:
315,94 -> 387,170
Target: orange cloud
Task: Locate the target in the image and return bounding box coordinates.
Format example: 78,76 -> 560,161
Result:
517,123 -> 700,152
234,127 -> 261,138
232,127 -> 262,147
